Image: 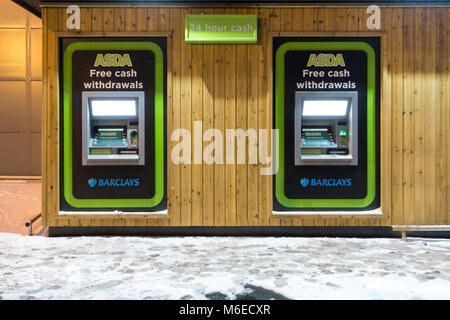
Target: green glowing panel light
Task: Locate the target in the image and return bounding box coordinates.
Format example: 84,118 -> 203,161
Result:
185,14 -> 257,43
339,130 -> 348,137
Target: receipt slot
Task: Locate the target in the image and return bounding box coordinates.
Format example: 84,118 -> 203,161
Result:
295,91 -> 357,166
82,91 -> 145,166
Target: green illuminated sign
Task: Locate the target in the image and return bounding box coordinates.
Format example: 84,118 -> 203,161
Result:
339,130 -> 347,137
185,14 -> 257,43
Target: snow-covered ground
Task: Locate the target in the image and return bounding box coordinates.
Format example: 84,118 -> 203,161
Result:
0,233 -> 449,300
0,180 -> 41,235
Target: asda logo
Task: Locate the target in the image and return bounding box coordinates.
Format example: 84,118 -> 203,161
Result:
301,177 -> 352,187
94,53 -> 133,67
307,53 -> 345,67
88,178 -> 140,188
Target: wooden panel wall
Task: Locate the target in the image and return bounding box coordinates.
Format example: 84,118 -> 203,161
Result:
42,5 -> 449,227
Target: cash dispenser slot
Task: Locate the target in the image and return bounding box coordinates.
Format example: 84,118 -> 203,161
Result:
82,91 -> 145,166
295,91 -> 358,166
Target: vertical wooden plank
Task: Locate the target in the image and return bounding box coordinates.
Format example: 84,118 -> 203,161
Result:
424,8 -> 437,225
135,8 -> 146,32
202,8 -> 214,226
325,7 -> 336,32
169,8 -> 181,226
124,8 -> 136,32
158,8 -> 169,32
80,7 -> 92,32
402,8 -> 415,225
57,7 -> 66,32
91,8 -> 103,32
358,7 -> 367,33
212,8 -> 226,226
258,8 -> 269,227
291,8 -> 302,32
190,8 -> 203,227
269,8 -> 281,32
103,8 -> 114,32
41,8 -> 49,224
46,8 -> 59,225
346,8 -> 359,32
302,8 -> 314,32
235,8 -> 248,227
436,8 -> 448,225
246,8 -> 259,226
146,8 -> 159,32
447,8 -> 450,226
391,8 -> 403,225
280,8 -> 292,32
224,7 -> 237,227
314,7 -> 326,32
180,8 -> 192,226
336,8 -> 346,32
41,8 -> 47,224
380,8 -> 393,226
413,8 -> 426,226
114,8 -> 125,32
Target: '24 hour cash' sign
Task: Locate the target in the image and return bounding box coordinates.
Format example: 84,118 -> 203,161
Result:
185,14 -> 257,43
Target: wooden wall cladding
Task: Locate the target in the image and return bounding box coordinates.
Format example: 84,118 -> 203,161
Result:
42,6 -> 449,227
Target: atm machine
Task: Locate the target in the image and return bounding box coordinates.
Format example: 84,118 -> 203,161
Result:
294,91 -> 358,166
82,91 -> 145,166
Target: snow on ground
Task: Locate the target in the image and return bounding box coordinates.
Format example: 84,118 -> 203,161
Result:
0,180 -> 41,235
0,233 -> 449,300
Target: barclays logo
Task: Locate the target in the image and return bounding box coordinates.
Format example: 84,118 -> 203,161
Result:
300,178 -> 309,187
88,178 -> 140,188
88,178 -> 97,188
301,177 -> 352,187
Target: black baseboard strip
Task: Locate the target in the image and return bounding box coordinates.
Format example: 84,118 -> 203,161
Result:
47,226 -> 450,238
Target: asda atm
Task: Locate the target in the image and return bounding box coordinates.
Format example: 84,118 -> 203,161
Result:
273,37 -> 380,212
61,38 -> 166,213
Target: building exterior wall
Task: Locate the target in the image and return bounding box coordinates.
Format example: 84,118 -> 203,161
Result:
0,0 -> 42,176
41,5 -> 449,227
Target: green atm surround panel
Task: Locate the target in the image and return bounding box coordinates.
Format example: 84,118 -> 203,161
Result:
273,37 -> 380,212
60,38 -> 167,212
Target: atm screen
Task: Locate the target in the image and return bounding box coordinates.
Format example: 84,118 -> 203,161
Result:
92,127 -> 126,148
91,99 -> 137,117
301,127 -> 336,148
302,128 -> 328,139
98,128 -> 123,139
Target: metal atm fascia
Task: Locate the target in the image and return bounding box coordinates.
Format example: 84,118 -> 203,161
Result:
82,91 -> 145,166
294,91 -> 358,166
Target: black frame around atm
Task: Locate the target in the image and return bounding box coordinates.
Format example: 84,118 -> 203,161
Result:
272,36 -> 381,211
59,37 -> 167,212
